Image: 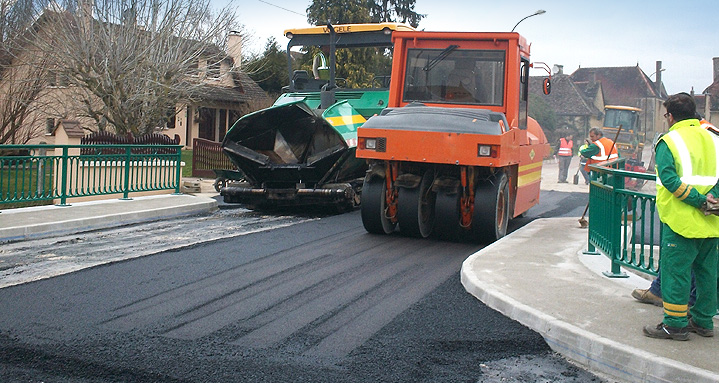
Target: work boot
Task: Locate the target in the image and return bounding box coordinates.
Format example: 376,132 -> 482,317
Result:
687,318 -> 714,337
631,288 -> 662,307
643,323 -> 689,341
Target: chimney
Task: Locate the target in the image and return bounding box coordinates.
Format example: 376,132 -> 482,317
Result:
655,61 -> 662,96
713,57 -> 719,83
227,31 -> 242,70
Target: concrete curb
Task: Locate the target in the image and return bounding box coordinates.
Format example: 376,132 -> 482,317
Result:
460,220 -> 719,383
0,194 -> 218,242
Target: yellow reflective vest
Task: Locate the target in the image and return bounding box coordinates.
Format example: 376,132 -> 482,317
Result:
656,119 -> 719,237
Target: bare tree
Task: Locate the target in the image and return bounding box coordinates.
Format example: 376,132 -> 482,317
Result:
0,0 -> 53,144
32,0 -> 242,136
0,59 -> 50,144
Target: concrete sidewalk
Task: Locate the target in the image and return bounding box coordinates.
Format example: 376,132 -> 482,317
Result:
461,218 -> 719,383
0,181 -> 219,243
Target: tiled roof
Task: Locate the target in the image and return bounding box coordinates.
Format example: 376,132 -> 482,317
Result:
234,71 -> 270,102
529,74 -> 600,117
569,66 -> 665,107
573,80 -> 601,103
192,71 -> 269,104
58,120 -> 86,138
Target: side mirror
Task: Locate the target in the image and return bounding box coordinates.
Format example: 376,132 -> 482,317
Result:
530,62 -> 552,95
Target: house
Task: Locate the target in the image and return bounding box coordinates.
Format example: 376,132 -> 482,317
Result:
163,32 -> 271,148
570,63 -> 668,137
164,33 -> 271,148
529,65 -> 603,140
530,62 -> 668,142
5,9 -> 269,148
698,57 -> 719,126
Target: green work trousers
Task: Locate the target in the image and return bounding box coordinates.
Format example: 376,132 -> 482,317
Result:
660,223 -> 718,329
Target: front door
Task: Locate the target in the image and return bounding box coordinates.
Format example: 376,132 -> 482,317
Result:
198,107 -> 216,141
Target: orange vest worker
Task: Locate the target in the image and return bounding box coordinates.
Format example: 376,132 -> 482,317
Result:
557,137 -> 573,156
584,137 -> 619,172
700,119 -> 719,136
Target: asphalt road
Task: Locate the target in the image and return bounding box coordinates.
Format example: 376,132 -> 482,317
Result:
0,190 -> 606,382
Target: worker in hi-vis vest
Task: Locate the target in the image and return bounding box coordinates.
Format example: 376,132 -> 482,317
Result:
580,127 -> 619,172
643,93 -> 719,341
556,132 -> 574,183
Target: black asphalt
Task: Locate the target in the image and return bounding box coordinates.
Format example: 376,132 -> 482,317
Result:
0,191 -> 603,382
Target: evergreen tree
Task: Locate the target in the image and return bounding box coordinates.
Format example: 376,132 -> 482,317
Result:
529,93 -> 558,133
307,0 -> 423,27
304,0 -> 421,88
367,0 -> 424,28
306,0 -> 371,25
245,37 -> 287,96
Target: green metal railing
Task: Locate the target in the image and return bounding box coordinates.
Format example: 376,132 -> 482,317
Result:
0,144 -> 182,206
587,158 -> 660,278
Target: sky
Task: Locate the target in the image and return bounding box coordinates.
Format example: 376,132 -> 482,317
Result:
230,0 -> 719,95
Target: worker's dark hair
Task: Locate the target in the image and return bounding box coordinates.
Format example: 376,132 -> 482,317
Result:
663,92 -> 696,121
589,127 -> 603,137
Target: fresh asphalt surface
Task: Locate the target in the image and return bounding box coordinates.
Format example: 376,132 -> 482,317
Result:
0,190 -> 602,382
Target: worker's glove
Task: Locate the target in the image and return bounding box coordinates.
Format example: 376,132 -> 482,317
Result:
701,200 -> 719,216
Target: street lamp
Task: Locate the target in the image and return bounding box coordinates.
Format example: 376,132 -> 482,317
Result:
511,9 -> 546,32
648,68 -> 666,78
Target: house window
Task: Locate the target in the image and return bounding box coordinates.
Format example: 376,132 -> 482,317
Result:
165,107 -> 176,130
47,71 -> 69,87
188,61 -> 199,77
47,71 -> 57,87
228,110 -> 243,128
198,107 -> 216,141
219,109 -> 227,141
58,73 -> 69,87
207,60 -> 221,79
45,118 -> 55,134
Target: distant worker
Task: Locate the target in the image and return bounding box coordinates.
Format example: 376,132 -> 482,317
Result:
642,93 -> 719,341
577,142 -> 590,184
556,132 -> 574,183
580,127 -> 619,172
698,114 -> 719,136
312,51 -> 329,80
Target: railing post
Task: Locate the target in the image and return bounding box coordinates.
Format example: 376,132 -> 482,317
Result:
122,146 -> 132,200
582,170 -> 601,255
603,163 -> 628,278
58,146 -> 70,206
584,174 -> 600,255
191,138 -> 198,178
37,146 -> 46,197
174,145 -> 182,195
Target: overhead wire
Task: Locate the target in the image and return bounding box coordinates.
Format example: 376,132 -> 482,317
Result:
257,0 -> 305,17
